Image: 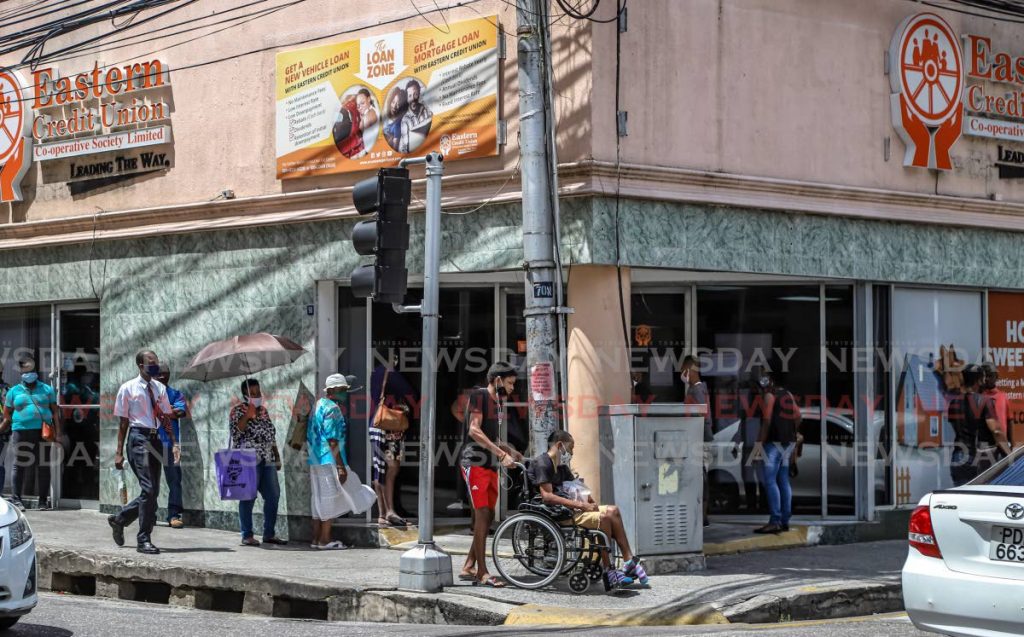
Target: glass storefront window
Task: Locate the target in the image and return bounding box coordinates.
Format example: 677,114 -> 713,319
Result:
630,292 -> 687,404
696,285 -> 855,517
57,307 -> 101,501
0,305 -> 53,499
873,286 -> 893,507
891,288 -> 983,506
366,287 -> 501,520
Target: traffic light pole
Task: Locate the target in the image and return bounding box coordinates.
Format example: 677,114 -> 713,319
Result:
396,151 -> 453,593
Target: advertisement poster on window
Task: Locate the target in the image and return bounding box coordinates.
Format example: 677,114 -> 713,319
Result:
275,16 -> 499,179
987,291 -> 1024,445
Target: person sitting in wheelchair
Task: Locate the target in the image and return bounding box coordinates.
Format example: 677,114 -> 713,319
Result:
528,430 -> 649,587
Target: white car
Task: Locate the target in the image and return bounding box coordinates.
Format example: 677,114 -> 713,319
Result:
903,448 -> 1024,636
0,502 -> 37,631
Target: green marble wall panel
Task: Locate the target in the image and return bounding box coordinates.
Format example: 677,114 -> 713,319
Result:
591,198 -> 1024,289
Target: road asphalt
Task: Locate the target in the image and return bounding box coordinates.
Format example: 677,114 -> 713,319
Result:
10,593 -> 931,637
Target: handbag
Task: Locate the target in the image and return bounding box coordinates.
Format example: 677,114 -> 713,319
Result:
26,390 -> 55,442
373,368 -> 409,433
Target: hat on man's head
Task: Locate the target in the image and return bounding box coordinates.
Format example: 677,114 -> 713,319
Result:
324,373 -> 351,391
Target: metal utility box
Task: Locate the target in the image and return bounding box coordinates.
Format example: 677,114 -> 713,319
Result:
599,403 -> 706,556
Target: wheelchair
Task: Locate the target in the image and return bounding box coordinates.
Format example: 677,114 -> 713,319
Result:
490,462 -> 619,593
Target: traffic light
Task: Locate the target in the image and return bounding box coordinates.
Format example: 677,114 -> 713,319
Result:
350,167 -> 412,304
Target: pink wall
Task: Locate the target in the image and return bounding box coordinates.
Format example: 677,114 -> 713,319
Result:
590,0 -> 1024,203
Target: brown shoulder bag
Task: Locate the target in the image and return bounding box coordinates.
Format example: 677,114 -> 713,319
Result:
373,368 -> 409,433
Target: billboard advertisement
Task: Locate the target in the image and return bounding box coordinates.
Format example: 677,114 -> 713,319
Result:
275,16 -> 499,179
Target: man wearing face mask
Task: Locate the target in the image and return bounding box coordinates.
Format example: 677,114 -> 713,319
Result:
681,355 -> 713,526
530,430 -> 647,590
458,361 -> 524,587
109,350 -> 175,554
155,365 -> 187,529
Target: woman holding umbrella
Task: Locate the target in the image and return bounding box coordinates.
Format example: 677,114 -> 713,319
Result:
181,333 -> 309,545
229,379 -> 287,546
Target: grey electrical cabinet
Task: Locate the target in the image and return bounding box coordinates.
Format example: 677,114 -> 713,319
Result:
599,403 -> 706,556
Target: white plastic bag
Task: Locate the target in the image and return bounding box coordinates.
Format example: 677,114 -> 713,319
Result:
111,467 -> 127,504
562,479 -> 591,503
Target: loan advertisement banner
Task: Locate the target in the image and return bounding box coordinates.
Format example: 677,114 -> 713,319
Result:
275,17 -> 499,179
987,291 -> 1024,445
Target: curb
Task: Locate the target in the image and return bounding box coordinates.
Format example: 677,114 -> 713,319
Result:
704,526 -> 816,557
36,545 -> 514,626
35,544 -> 902,627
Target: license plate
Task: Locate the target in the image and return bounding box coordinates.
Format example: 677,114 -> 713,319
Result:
990,526 -> 1024,562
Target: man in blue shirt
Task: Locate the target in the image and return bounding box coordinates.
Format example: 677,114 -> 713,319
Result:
155,365 -> 187,528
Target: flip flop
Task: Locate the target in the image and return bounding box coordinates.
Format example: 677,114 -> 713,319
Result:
458,572 -> 477,582
386,514 -> 408,527
377,517 -> 391,527
316,540 -> 347,550
474,576 -> 507,588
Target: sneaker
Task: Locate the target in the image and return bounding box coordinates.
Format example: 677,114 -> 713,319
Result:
169,518 -> 184,529
37,499 -> 51,511
603,569 -> 626,592
10,498 -> 25,512
623,558 -> 649,585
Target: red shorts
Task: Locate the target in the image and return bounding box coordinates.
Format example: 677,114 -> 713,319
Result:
461,466 -> 498,510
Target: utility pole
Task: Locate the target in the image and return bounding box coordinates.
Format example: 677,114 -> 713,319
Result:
394,152 -> 453,593
517,0 -> 562,454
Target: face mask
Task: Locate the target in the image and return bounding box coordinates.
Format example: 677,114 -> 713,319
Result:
144,364 -> 161,377
248,397 -> 263,408
21,372 -> 37,384
559,444 -> 572,466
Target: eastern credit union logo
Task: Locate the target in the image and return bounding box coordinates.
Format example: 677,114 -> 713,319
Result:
889,13 -> 964,170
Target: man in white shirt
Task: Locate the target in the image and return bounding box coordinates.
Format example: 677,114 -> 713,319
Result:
108,349 -> 174,554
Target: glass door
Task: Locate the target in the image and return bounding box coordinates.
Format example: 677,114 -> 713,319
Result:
54,305 -> 101,506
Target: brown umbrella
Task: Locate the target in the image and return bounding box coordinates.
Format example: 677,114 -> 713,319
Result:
180,333 -> 306,382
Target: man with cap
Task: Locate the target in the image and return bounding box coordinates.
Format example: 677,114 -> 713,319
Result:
307,373 -> 352,549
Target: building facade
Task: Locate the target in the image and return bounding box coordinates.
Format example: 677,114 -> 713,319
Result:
2,0 -> 1024,538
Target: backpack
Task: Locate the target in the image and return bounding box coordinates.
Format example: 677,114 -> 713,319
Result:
768,390 -> 799,444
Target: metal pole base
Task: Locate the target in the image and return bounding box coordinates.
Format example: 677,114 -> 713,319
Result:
398,543 -> 454,593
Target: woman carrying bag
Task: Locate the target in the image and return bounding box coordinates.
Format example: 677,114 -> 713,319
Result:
228,379 -> 286,547
369,361 -> 415,527
307,373 -> 375,550
1,356 -> 60,511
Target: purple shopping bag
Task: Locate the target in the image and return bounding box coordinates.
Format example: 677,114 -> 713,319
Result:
215,448 -> 260,500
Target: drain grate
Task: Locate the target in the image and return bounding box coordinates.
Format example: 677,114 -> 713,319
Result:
195,589 -> 245,613
123,581 -> 171,605
272,597 -> 328,620
50,573 -> 96,596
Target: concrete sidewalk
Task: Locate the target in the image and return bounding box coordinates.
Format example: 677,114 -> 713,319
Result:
28,509 -> 906,626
